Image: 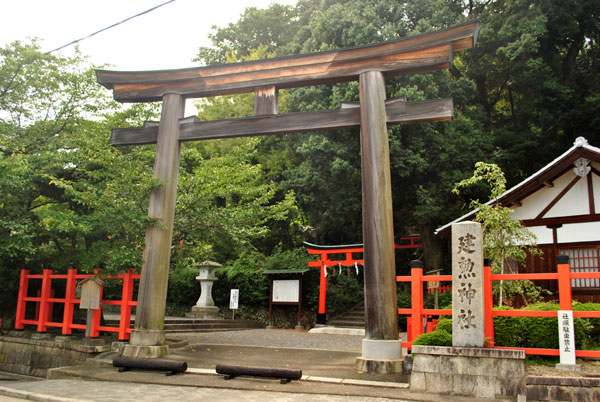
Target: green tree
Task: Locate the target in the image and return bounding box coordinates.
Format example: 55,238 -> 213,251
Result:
196,0 -> 600,276
453,162 -> 542,305
0,40 -> 163,314
172,137 -> 302,266
194,4 -> 300,64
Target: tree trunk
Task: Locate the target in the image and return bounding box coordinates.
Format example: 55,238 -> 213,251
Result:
418,223 -> 445,272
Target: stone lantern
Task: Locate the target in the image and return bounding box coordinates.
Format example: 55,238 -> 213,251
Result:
187,261 -> 222,319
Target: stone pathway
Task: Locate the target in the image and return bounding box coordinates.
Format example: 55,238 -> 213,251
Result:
0,379 -> 412,402
168,328 -> 364,352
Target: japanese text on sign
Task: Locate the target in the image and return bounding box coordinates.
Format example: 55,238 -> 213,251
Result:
230,289 -> 239,310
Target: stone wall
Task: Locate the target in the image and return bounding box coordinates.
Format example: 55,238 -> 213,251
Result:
410,345 -> 525,399
0,335 -> 108,377
526,376 -> 600,402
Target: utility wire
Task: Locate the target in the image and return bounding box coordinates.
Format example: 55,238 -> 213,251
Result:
45,0 -> 176,54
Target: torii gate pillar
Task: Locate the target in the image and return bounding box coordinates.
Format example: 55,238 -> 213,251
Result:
357,71 -> 402,372
122,93 -> 184,358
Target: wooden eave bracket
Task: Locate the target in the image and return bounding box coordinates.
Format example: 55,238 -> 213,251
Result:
110,97 -> 453,146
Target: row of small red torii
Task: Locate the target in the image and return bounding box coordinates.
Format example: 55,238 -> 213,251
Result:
305,235 -> 422,324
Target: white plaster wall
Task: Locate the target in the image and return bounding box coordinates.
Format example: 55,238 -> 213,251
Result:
593,167 -> 600,211
514,222 -> 600,245
510,172 -> 575,220
555,222 -> 600,244
512,225 -> 553,246
545,174 -> 589,218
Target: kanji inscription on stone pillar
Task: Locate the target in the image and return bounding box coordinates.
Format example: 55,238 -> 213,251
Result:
452,221 -> 485,347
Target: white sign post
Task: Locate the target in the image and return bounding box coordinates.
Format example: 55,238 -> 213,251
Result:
557,310 -> 580,371
230,289 -> 239,319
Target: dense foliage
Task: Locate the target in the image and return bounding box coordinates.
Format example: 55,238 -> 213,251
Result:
415,303 -> 600,350
1,0 -> 599,318
197,0 -> 600,275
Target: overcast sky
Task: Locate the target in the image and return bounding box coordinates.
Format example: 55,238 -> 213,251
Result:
1,0 -> 297,71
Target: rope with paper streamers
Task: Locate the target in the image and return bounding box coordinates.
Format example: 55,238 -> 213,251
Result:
322,261 -> 363,277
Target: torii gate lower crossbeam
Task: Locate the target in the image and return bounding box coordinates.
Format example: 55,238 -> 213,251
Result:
96,21 -> 479,370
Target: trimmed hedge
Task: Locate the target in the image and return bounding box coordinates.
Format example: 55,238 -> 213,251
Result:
493,303 -> 587,350
435,317 -> 452,334
573,302 -> 600,348
413,330 -> 452,346
414,302 -> 600,350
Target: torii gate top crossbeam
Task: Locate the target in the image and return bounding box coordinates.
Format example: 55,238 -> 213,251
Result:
96,21 -> 479,103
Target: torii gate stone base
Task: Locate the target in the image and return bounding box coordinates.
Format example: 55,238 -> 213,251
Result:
96,21 -> 479,370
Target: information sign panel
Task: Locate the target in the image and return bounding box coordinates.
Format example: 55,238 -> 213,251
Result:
272,280 -> 300,303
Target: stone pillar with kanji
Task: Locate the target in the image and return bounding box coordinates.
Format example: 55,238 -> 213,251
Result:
452,221 -> 485,347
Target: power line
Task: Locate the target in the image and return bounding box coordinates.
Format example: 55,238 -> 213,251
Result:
45,0 -> 177,54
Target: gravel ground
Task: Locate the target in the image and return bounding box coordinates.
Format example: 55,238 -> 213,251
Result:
170,329 -> 600,378
169,329 -> 364,352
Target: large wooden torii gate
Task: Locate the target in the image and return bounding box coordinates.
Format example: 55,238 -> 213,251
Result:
96,21 -> 479,367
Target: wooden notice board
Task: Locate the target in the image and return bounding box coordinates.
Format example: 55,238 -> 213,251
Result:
263,269 -> 309,328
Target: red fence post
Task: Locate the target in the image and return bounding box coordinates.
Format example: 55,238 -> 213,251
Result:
119,268 -> 135,340
410,260 -> 424,343
62,268 -> 77,335
37,269 -> 52,332
557,255 -> 573,311
15,269 -> 29,330
483,259 -> 494,347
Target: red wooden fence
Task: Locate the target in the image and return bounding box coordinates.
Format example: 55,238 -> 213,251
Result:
398,259 -> 600,357
14,268 -> 139,340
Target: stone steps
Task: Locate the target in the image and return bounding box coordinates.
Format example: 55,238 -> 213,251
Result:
328,302 -> 365,328
339,312 -> 365,319
164,320 -> 261,331
326,320 -> 364,328
103,317 -> 261,333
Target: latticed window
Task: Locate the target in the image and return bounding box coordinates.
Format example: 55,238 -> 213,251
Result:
559,246 -> 600,288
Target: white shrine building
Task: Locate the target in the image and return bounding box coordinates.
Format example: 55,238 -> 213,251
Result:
437,137 -> 600,301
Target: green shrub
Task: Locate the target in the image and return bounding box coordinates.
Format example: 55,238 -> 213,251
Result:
435,318 -> 452,334
324,273 -> 364,315
211,248 -> 313,311
167,267 -> 202,309
521,303 -> 586,349
493,306 -> 527,347
212,251 -> 270,308
413,330 -> 452,346
573,302 -> 600,349
492,302 -> 592,350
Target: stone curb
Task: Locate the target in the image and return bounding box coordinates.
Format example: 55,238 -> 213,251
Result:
185,367 -> 410,388
0,385 -> 93,402
525,375 -> 600,387
0,336 -> 110,354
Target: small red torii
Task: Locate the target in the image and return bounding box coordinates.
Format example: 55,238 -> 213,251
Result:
305,235 -> 422,325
